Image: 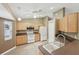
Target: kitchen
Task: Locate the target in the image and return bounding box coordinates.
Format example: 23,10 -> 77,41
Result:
0,3 -> 79,55
16,17 -> 48,45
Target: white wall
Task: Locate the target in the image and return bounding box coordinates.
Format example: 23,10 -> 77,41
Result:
48,18 -> 56,43
65,4 -> 79,14
0,4 -> 14,20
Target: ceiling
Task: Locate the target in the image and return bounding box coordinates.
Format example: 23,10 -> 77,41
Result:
2,3 -> 79,19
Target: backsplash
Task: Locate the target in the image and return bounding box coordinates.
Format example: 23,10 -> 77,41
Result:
63,32 -> 78,40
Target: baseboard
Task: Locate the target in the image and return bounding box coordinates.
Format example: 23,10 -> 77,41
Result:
1,46 -> 16,55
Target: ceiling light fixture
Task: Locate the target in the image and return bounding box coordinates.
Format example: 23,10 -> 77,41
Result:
50,7 -> 54,10
34,15 -> 37,18
18,18 -> 22,21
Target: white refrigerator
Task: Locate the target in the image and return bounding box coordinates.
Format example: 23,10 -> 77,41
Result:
39,26 -> 47,41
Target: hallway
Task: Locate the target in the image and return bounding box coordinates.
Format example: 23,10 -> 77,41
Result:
5,41 -> 47,55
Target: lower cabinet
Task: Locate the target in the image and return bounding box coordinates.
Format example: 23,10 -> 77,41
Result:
16,33 -> 40,45
35,33 -> 40,42
16,35 -> 27,45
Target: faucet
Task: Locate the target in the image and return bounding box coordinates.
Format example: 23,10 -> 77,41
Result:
55,34 -> 66,47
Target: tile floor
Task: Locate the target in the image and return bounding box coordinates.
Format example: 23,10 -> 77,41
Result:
5,41 -> 47,55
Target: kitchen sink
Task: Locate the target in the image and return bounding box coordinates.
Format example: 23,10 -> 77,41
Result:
42,41 -> 64,54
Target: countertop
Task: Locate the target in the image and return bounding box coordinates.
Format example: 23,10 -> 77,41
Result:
52,40 -> 79,55
16,30 -> 39,36
39,40 -> 79,55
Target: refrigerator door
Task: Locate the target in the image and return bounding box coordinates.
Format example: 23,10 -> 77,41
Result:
39,26 -> 47,41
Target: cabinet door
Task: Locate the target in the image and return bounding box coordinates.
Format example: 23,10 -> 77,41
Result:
63,15 -> 68,32
16,35 -> 27,45
56,19 -> 60,31
78,13 -> 79,32
58,19 -> 65,31
57,19 -> 62,31
35,33 -> 40,42
68,13 -> 78,32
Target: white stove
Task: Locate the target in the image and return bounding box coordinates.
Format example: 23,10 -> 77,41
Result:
27,30 -> 35,43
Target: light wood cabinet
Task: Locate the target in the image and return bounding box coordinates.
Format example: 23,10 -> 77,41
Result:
16,33 -> 40,45
57,18 -> 67,32
35,33 -> 40,42
78,13 -> 79,32
57,13 -> 78,32
16,35 -> 27,45
63,15 -> 68,32
68,13 -> 78,32
58,19 -> 65,31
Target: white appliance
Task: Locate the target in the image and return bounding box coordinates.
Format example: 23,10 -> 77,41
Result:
27,30 -> 35,43
39,26 -> 47,41
48,19 -> 56,43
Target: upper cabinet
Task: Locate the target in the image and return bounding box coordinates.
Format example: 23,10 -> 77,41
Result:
78,13 -> 79,32
58,19 -> 65,32
68,13 -> 78,32
63,15 -> 68,32
57,13 -> 78,32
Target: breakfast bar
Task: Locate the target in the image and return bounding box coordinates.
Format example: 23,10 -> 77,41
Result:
39,40 -> 79,55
